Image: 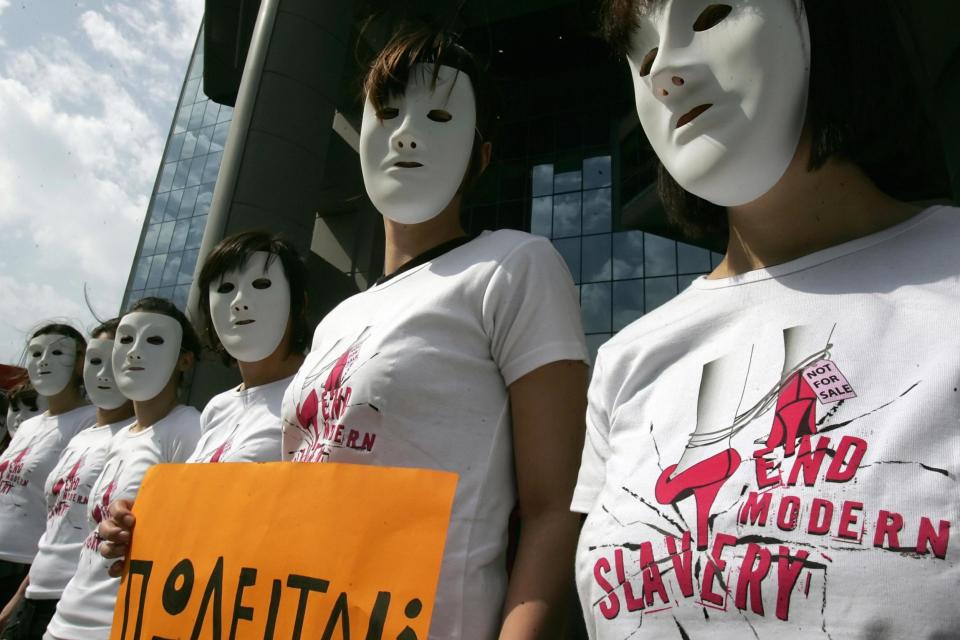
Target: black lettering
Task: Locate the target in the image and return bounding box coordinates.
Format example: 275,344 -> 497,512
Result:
364,592 -> 391,640
287,574 -> 330,640
263,579 -> 282,640
190,556 -> 224,640
119,559 -> 153,640
228,567 -> 257,640
162,559 -> 194,616
321,592 -> 350,640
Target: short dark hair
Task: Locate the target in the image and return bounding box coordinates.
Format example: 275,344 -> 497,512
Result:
8,382 -> 40,413
600,0 -> 926,239
127,297 -> 202,360
196,231 -> 309,363
91,318 -> 121,340
363,22 -> 495,192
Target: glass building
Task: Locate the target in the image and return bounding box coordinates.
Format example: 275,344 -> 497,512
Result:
121,26 -> 233,312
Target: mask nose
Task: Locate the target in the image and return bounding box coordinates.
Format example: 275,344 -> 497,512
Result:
390,117 -> 421,153
650,70 -> 687,102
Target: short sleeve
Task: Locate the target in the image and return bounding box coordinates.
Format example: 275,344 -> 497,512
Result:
481,235 -> 589,385
571,354 -> 612,513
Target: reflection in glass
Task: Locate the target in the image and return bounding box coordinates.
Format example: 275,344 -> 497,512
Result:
678,273 -> 701,292
645,276 -> 678,312
645,234 -> 677,277
581,234 -> 611,283
582,187 -> 611,234
583,156 -> 612,189
530,196 -> 552,238
195,184 -> 214,217
613,279 -> 644,331
612,231 -> 644,279
552,238 -> 580,283
554,170 -> 581,194
173,284 -> 190,310
187,155 -> 206,187
553,193 -> 581,238
172,161 -> 189,190
146,254 -> 167,289
202,101 -> 219,128
217,104 -> 233,124
174,105 -> 189,134
581,283 -> 612,333
179,185 -> 199,218
181,130 -> 198,160
678,242 -> 711,274
131,256 -> 152,290
158,163 -> 176,193
170,220 -> 190,253
179,249 -> 199,284
211,122 -> 229,153
194,126 -> 213,158
532,164 -> 553,197
186,216 -> 207,250
202,152 -> 223,184
161,252 -> 182,287
155,221 -> 175,255
164,189 -> 183,221
183,79 -> 200,106
188,102 -> 205,130
141,225 -> 160,257
157,286 -> 175,300
166,132 -> 185,162
149,192 -> 168,225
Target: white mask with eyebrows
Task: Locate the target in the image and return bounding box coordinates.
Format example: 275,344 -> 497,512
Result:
360,63 -> 478,224
627,0 -> 810,206
112,312 -> 183,402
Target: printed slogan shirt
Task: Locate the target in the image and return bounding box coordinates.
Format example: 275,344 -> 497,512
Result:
573,206 -> 960,639
282,230 -> 589,639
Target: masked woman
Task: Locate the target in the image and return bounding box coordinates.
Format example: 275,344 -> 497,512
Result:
573,1 -> 959,637
44,299 -> 201,640
279,27 -> 589,638
4,385 -> 47,443
0,320 -> 134,640
0,326 -> 95,613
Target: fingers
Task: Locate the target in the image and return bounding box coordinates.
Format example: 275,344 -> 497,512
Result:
99,539 -> 128,560
98,499 -> 136,546
108,559 -> 125,579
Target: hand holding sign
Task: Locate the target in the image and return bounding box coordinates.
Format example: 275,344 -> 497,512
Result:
109,462 -> 457,639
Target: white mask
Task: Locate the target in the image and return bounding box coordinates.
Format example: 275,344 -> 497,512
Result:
26,334 -> 78,397
360,63 -> 477,224
627,0 -> 810,206
6,394 -> 46,438
113,312 -> 183,402
83,338 -> 128,410
209,251 -> 292,363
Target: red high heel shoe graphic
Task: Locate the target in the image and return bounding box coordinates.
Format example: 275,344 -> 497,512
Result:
655,448 -> 741,550
762,371 -> 817,458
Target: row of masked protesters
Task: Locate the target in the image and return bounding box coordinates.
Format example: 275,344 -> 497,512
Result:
0,1 -> 957,637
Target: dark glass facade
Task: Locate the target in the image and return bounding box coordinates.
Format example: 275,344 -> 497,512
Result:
121,26 -> 233,312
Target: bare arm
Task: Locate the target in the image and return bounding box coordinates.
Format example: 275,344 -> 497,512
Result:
0,576 -> 28,632
500,360 -> 587,639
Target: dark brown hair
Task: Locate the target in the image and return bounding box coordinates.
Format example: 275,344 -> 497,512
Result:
91,318 -> 121,340
363,22 -> 494,192
600,0 -> 926,240
7,382 -> 40,413
196,231 -> 309,363
127,297 -> 202,360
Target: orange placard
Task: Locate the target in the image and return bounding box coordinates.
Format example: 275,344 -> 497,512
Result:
109,463 -> 457,639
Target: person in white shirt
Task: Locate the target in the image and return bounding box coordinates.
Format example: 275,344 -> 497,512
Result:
573,1 -> 958,639
96,232 -> 312,572
44,299 -> 202,640
3,386 -> 47,444
0,325 -> 95,616
283,26 -> 587,638
0,319 -> 134,640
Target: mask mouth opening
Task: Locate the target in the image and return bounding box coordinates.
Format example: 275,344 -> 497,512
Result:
676,104 -> 713,129
234,319 -> 256,326
394,161 -> 424,168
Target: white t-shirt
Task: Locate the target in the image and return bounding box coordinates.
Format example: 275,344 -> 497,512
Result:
282,230 -> 588,639
573,206 -> 960,639
0,405 -> 96,563
186,375 -> 290,463
46,405 -> 200,640
26,419 -> 131,599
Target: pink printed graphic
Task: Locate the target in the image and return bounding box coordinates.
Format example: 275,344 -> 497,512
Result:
803,359 -> 857,404
52,457 -> 83,497
208,441 -> 231,463
0,448 -> 30,495
763,370 -> 818,458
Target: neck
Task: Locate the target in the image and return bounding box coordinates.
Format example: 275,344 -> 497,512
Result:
97,404 -> 135,427
131,384 -> 179,431
238,351 -> 304,389
46,387 -> 84,417
713,145 -> 920,278
382,197 -> 466,276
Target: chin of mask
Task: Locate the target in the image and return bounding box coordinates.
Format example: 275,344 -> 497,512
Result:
84,338 -> 128,410
26,334 -> 78,397
210,252 -> 292,363
6,396 -> 47,437
627,0 -> 810,207
360,63 -> 477,224
113,312 -> 183,402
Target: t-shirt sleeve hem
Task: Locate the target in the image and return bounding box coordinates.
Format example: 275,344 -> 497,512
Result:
570,485 -> 600,514
500,341 -> 590,387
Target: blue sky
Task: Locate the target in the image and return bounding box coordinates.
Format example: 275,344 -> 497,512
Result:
0,0 -> 202,363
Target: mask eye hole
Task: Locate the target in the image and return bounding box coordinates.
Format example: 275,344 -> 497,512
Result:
377,107 -> 399,120
693,4 -> 732,32
216,282 -> 235,294
31,351 -> 41,358
90,357 -> 102,366
52,350 -> 63,356
252,278 -> 272,290
427,109 -> 452,123
119,335 -> 133,345
146,336 -> 165,346
638,47 -> 658,77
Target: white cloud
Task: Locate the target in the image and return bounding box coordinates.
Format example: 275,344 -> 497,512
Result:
0,0 -> 203,362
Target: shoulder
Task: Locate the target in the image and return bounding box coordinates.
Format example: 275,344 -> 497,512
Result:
166,405 -> 201,435
472,229 -> 555,261
200,387 -> 240,419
